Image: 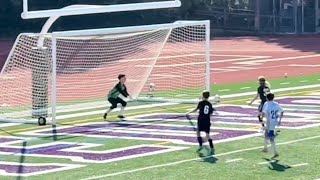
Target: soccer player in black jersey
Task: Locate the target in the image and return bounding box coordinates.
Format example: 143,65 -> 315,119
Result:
186,91 -> 216,154
248,76 -> 271,130
103,74 -> 131,120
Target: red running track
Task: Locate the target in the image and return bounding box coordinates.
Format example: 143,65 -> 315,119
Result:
1,36 -> 319,85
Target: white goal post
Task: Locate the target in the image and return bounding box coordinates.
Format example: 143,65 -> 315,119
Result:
0,20 -> 211,126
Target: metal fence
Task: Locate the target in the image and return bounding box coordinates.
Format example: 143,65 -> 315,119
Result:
192,0 -> 319,34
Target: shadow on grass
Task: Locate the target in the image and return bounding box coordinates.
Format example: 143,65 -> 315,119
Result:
263,158 -> 292,172
16,141 -> 27,180
198,146 -> 218,164
0,128 -> 16,136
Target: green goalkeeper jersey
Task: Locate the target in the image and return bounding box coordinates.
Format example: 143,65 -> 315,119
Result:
108,82 -> 130,99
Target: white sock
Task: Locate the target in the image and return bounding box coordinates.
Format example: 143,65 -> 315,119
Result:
119,106 -> 125,116
105,108 -> 112,114
270,140 -> 278,155
264,139 -> 269,149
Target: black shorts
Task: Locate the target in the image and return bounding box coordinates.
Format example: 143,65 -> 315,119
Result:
265,130 -> 276,140
108,97 -> 127,109
258,101 -> 266,112
197,123 -> 211,133
197,118 -> 211,133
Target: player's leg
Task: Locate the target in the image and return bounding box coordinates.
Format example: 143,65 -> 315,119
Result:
205,130 -> 215,155
261,130 -> 269,152
104,98 -> 117,120
258,103 -> 265,131
196,128 -> 203,152
269,131 -> 279,158
117,98 -> 127,119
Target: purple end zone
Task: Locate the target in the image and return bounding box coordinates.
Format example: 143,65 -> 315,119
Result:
81,129 -> 254,143
0,164 -> 62,174
38,146 -> 166,161
0,138 -> 21,143
0,143 -> 168,162
36,124 -> 256,144
276,97 -> 320,106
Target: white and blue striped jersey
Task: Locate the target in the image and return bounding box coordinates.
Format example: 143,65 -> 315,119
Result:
262,101 -> 284,131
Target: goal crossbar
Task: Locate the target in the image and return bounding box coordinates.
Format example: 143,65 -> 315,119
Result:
52,21 -> 210,37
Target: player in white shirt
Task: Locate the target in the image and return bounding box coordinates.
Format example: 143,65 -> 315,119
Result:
261,93 -> 284,159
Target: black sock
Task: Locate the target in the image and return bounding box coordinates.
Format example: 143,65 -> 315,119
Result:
208,139 -> 214,149
197,137 -> 203,147
258,116 -> 265,127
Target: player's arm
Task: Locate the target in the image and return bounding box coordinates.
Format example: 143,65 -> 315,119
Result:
261,104 -> 267,126
186,102 -> 200,115
211,106 -> 218,115
186,107 -> 198,115
278,105 -> 284,126
248,93 -> 259,105
123,85 -> 132,99
116,84 -> 130,98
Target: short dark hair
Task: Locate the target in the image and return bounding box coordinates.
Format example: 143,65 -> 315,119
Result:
267,93 -> 275,101
118,74 -> 126,80
259,78 -> 266,82
202,91 -> 210,99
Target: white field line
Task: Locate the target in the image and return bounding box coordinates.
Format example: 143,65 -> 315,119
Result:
213,65 -> 288,74
257,161 -> 270,165
218,89 -> 230,92
235,54 -> 320,65
113,53 -> 269,64
81,135 -> 320,180
280,82 -> 291,85
0,123 -> 21,128
240,87 -> 251,90
2,85 -> 319,123
220,84 -> 320,99
0,102 -> 178,124
225,158 -> 243,163
289,64 -> 320,67
299,80 -> 309,83
135,56 -> 269,68
291,163 -> 309,167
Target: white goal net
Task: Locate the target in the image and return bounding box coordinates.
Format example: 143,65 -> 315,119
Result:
0,21 -> 210,125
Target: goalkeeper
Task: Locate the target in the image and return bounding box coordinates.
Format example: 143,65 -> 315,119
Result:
103,74 -> 131,120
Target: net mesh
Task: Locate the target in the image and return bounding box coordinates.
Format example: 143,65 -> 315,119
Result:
0,23 -> 208,123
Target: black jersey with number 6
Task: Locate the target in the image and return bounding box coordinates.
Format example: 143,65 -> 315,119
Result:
197,100 -> 214,120
257,84 -> 270,103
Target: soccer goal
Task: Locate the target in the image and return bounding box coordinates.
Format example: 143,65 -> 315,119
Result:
0,20 -> 211,126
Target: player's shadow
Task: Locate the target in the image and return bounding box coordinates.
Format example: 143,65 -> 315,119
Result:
263,158 -> 291,172
39,124 -> 78,142
0,128 -> 16,136
198,147 -> 218,164
16,141 -> 27,180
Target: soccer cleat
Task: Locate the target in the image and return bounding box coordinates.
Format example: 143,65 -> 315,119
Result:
209,148 -> 215,155
258,126 -> 265,133
271,154 -> 279,159
118,115 -> 125,119
260,148 -> 268,153
103,113 -> 108,120
196,146 -> 203,153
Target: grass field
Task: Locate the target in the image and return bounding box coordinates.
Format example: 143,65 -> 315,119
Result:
0,73 -> 319,180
